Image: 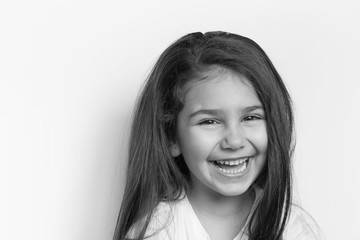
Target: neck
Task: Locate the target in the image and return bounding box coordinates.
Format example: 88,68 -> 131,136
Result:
186,183 -> 256,240
186,183 -> 255,220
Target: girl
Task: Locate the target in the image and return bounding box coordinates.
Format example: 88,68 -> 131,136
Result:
113,31 -> 324,240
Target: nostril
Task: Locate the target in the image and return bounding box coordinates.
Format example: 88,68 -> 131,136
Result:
220,131 -> 245,150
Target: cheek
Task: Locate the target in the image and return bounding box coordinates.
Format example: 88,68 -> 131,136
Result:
258,133 -> 268,154
249,124 -> 268,153
178,129 -> 219,163
254,125 -> 268,174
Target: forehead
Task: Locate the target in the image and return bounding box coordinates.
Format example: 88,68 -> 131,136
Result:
182,67 -> 259,107
185,65 -> 252,89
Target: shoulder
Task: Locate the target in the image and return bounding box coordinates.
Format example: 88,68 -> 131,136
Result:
283,204 -> 326,240
126,199 -> 183,240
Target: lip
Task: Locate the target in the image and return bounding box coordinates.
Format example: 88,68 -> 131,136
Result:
209,156 -> 252,162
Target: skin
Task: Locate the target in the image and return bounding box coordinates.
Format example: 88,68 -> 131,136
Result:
170,67 -> 268,240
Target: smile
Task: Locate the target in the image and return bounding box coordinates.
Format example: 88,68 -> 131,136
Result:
210,157 -> 251,175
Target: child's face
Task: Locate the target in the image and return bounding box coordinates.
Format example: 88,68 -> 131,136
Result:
171,69 -> 267,197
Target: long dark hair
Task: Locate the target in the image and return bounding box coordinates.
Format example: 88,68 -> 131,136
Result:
113,31 -> 294,240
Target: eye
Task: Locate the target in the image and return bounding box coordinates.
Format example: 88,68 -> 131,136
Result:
243,115 -> 263,121
199,119 -> 220,125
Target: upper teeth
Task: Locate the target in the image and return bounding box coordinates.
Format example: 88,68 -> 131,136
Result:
216,158 -> 248,165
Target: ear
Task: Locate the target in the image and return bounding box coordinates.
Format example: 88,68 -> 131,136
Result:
169,142 -> 181,157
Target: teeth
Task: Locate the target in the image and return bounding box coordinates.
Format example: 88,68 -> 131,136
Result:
213,158 -> 250,174
216,158 -> 248,166
217,162 -> 248,174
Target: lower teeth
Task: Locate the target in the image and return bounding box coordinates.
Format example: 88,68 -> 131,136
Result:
215,161 -> 248,174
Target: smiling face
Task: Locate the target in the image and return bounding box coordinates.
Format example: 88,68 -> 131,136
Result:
170,68 -> 268,198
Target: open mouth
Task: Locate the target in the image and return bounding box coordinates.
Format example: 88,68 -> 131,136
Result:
211,158 -> 251,174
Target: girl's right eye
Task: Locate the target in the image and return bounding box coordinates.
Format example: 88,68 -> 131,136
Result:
199,119 -> 220,125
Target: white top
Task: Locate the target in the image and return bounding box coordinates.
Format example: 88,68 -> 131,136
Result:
128,187 -> 325,240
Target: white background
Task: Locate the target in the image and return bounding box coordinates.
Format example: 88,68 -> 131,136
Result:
1,0 -> 359,239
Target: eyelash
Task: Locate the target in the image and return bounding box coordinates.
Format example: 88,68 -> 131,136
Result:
199,119 -> 220,125
243,115 -> 263,121
198,115 -> 263,125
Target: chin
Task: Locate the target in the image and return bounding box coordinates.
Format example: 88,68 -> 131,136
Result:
215,184 -> 253,198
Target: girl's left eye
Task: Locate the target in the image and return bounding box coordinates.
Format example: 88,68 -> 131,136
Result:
243,115 -> 262,121
199,119 -> 220,125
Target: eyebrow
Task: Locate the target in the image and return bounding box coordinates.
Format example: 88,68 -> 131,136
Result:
189,109 -> 223,119
243,105 -> 264,113
188,105 -> 264,119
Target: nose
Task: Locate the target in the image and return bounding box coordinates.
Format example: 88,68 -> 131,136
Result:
220,125 -> 246,150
